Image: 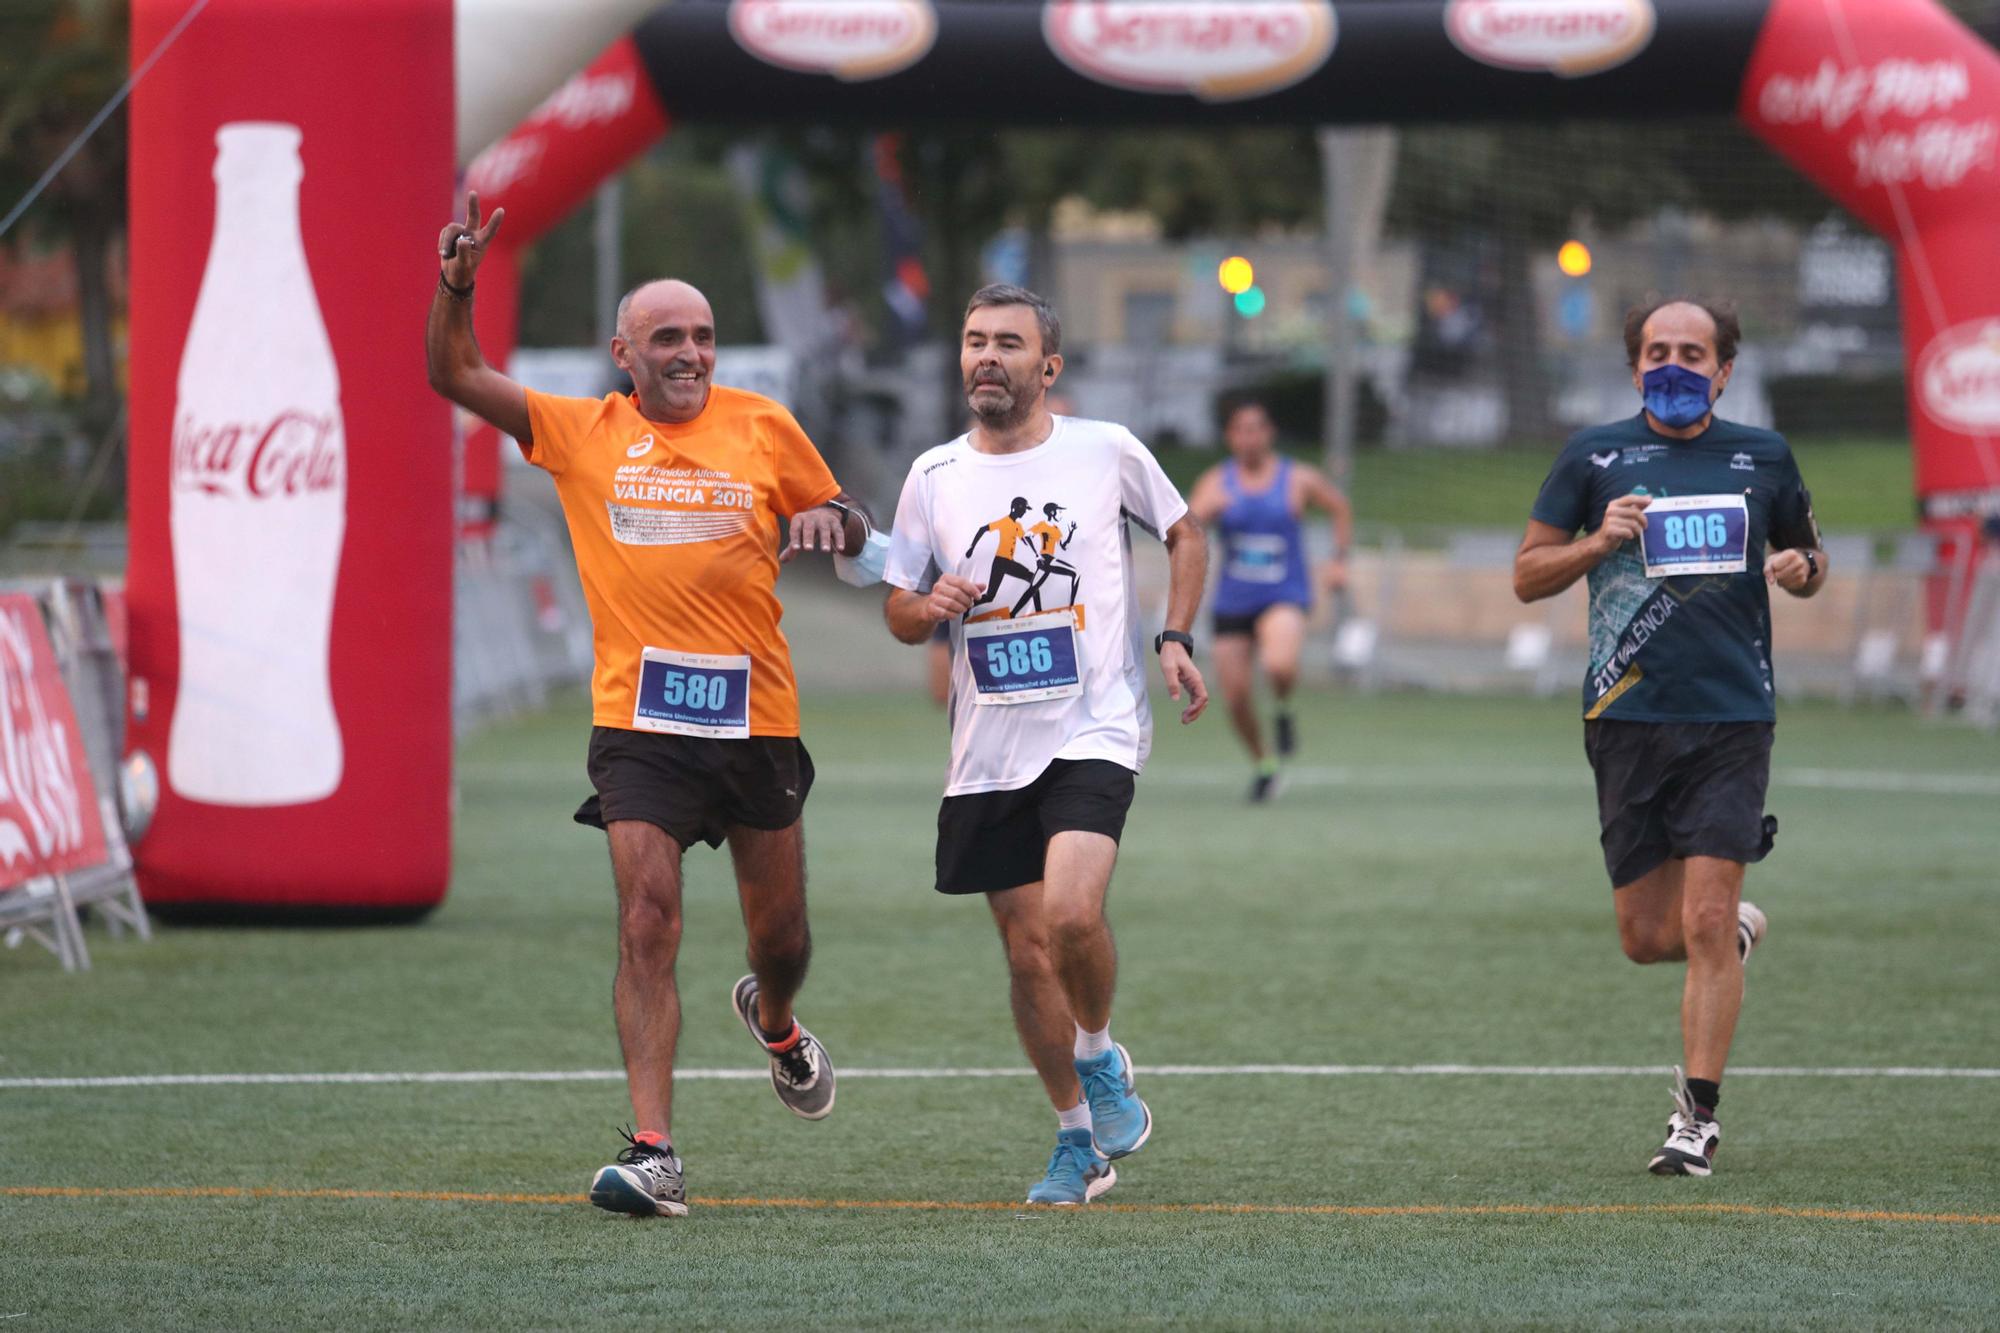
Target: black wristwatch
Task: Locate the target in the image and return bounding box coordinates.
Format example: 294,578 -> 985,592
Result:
1154,629 -> 1194,656
822,498 -> 871,537
1801,549 -> 1820,580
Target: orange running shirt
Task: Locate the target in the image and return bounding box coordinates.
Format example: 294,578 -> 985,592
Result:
983,515 -> 1028,561
523,386 -> 840,736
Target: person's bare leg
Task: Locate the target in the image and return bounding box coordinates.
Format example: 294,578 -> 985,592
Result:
1678,856 -> 1747,1082
1211,635 -> 1261,763
1255,604 -> 1307,705
607,820 -> 685,1137
1614,859 -> 1687,964
1041,831 -> 1120,1032
726,821 -> 812,1036
988,880 -> 1082,1111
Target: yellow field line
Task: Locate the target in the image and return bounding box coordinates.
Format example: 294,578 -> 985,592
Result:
4,1186 -> 1996,1226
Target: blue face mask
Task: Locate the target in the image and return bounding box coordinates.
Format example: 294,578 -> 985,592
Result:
833,528 -> 892,588
1641,364 -> 1715,429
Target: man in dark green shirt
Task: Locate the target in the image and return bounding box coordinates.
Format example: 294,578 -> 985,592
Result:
1515,298 -> 1828,1177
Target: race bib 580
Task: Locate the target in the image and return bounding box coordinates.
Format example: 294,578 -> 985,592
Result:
633,647 -> 751,738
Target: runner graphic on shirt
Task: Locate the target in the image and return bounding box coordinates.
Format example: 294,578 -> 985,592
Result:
1012,502 -> 1080,615
966,497 -> 1039,613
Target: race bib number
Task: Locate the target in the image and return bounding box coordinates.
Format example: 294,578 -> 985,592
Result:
1641,494 -> 1749,578
1226,533 -> 1288,585
633,647 -> 751,738
966,609 -> 1083,706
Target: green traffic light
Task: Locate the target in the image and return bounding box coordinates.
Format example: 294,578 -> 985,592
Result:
1234,285 -> 1266,318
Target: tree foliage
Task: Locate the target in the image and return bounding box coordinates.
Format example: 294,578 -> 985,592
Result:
0,0 -> 129,432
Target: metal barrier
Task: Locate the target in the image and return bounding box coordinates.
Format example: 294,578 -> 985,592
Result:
0,579 -> 149,971
1284,526 -> 1949,707
1941,561 -> 2000,729
453,507 -> 593,732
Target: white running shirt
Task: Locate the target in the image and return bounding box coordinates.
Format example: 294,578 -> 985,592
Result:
884,416 -> 1189,796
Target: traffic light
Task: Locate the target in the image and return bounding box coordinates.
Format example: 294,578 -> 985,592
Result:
1233,285 -> 1267,318
1218,255 -> 1254,295
1557,240 -> 1593,277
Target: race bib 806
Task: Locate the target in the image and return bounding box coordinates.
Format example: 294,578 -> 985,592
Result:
965,609 -> 1083,705
1640,493 -> 1749,578
634,647 -> 751,738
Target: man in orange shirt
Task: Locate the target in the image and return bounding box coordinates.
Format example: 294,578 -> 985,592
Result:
427,194 -> 865,1218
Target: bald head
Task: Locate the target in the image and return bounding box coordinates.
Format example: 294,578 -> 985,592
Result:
612,278 -> 718,424
616,279 -> 712,343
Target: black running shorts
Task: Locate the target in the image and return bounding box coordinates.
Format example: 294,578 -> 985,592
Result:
573,727 -> 814,851
935,759 -> 1136,896
1211,602 -> 1307,639
1583,719 -> 1777,888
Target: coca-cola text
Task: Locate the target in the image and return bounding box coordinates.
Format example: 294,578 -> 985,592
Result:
171,410 -> 344,499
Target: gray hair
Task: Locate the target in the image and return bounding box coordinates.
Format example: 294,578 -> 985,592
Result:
964,283 -> 1062,357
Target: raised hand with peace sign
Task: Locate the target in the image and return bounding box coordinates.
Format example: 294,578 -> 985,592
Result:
425,190 -> 528,442
437,190 -> 505,293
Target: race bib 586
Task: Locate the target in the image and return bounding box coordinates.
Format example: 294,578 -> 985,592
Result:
966,609 -> 1083,706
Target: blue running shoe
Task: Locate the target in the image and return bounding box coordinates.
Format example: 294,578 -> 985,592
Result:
1025,1128 -> 1116,1206
1076,1042 -> 1152,1159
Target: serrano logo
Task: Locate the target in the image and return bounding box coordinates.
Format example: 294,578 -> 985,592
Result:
1445,0 -> 1654,78
526,70 -> 637,131
627,434 -> 656,459
1042,0 -> 1336,102
1917,320 -> 2000,433
728,0 -> 938,81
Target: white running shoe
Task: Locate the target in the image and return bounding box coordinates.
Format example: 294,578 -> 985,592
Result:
1647,1065 -> 1720,1177
1737,901 -> 1767,964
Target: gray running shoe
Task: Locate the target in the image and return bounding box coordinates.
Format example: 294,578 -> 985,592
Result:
732,974 -> 836,1120
589,1131 -> 688,1217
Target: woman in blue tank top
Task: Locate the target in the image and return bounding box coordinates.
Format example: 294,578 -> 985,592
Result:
1188,398 -> 1353,801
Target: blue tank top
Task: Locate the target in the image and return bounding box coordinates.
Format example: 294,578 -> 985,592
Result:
1213,457 -> 1311,615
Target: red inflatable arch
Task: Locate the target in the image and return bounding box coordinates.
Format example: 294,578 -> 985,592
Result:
127,0 -> 2000,912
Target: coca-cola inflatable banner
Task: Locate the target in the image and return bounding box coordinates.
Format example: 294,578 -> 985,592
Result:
593,0 -> 2000,537
0,594 -> 109,892
128,0 -> 454,911
1743,0 -> 2000,527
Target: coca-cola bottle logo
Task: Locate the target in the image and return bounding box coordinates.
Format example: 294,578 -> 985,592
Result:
0,603 -> 87,877
171,409 -> 344,499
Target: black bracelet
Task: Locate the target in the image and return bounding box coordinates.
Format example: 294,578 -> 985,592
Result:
437,272 -> 474,301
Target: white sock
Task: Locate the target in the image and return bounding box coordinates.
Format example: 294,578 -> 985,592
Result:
1074,1024 -> 1113,1060
1056,1100 -> 1091,1133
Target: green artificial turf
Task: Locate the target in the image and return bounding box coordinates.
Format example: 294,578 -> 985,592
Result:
1154,437 -> 1920,538
4,691 -> 1997,1328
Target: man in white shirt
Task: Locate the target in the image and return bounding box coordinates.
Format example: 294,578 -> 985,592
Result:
883,284 -> 1209,1206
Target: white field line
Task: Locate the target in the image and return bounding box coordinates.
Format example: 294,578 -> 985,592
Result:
470,762 -> 2000,798
3,1064 -> 1996,1090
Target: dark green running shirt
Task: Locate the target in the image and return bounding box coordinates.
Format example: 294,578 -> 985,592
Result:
1530,413 -> 1821,723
